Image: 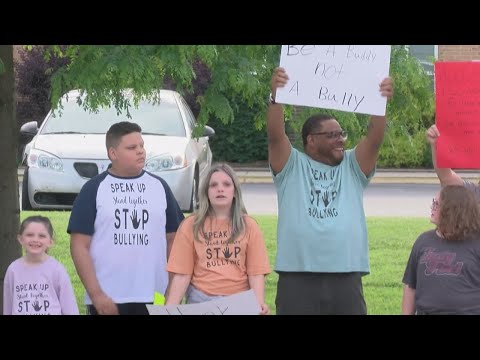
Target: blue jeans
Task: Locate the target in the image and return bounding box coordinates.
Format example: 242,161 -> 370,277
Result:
185,285 -> 225,304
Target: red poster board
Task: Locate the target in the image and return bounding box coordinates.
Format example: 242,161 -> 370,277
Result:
435,62 -> 480,168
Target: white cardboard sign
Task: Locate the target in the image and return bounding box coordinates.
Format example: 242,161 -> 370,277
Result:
276,45 -> 391,116
146,289 -> 261,315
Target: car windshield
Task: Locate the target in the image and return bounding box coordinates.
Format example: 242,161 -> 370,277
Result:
41,93 -> 186,137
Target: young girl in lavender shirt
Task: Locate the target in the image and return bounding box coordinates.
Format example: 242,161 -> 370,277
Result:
3,216 -> 79,315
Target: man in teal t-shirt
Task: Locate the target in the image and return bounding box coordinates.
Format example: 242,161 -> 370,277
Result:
267,67 -> 393,315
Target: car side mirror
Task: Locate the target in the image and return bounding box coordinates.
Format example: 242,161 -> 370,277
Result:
19,121 -> 39,143
203,125 -> 215,138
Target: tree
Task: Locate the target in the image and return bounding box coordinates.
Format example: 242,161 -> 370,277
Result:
16,45 -> 70,126
0,45 -> 22,313
163,57 -> 211,118
46,45 -> 433,155
16,47 -> 213,126
47,45 -> 280,134
15,46 -> 70,162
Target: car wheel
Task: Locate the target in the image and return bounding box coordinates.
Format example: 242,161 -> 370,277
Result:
22,168 -> 33,211
188,171 -> 199,213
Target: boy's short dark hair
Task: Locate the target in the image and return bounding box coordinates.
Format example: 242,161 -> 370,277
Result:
106,121 -> 142,151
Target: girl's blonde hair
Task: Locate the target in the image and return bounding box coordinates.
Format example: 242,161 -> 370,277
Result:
193,163 -> 247,243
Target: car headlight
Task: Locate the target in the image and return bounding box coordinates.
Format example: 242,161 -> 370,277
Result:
27,149 -> 64,172
145,154 -> 186,172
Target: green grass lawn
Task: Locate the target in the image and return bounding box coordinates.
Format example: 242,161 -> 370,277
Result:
20,212 -> 432,315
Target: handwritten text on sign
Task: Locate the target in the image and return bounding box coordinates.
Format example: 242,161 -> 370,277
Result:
146,289 -> 261,315
275,45 -> 391,116
435,62 -> 480,168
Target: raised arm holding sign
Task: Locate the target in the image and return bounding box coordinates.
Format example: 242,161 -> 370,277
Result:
435,61 -> 480,169
428,61 -> 480,200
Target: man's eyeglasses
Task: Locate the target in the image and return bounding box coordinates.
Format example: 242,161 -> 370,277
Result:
431,198 -> 439,211
310,130 -> 348,140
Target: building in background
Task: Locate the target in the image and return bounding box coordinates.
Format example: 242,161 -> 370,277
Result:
409,45 -> 480,70
408,45 -> 480,91
409,45 -> 437,76
438,45 -> 480,61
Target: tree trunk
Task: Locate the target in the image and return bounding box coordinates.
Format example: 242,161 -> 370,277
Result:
0,45 -> 22,314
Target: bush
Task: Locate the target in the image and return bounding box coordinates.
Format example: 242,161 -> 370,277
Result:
14,46 -> 436,167
208,103 -> 268,163
378,130 -> 431,168
163,58 -> 211,119
15,46 -> 69,127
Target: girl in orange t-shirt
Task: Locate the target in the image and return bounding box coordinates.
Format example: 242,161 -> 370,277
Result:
165,163 -> 271,314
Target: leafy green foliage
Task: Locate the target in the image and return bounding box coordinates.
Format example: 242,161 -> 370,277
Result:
380,46 -> 435,167
388,46 -> 435,132
164,58 -> 211,119
45,45 -> 434,166
15,46 -> 69,125
47,45 -> 280,128
378,130 -> 431,168
208,102 -> 267,163
386,48 -> 435,129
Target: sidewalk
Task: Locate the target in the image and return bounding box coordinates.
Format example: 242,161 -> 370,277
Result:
17,167 -> 479,185
231,167 -> 480,184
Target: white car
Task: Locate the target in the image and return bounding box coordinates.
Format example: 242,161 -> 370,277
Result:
20,89 -> 214,212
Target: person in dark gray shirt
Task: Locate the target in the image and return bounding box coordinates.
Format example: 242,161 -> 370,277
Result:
402,185 -> 480,315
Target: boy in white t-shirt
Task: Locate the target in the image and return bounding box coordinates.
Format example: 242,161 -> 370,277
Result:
68,121 -> 184,315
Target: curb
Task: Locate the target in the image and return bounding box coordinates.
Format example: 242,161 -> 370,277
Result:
21,175 -> 450,185
238,176 -> 273,184
237,177 -> 438,185
18,170 -> 479,186
238,176 -> 479,185
371,178 -> 440,185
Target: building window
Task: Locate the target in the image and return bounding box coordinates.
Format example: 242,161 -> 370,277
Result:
407,45 -> 438,76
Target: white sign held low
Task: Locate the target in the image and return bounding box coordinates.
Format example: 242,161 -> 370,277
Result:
276,45 -> 391,116
146,289 -> 261,315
